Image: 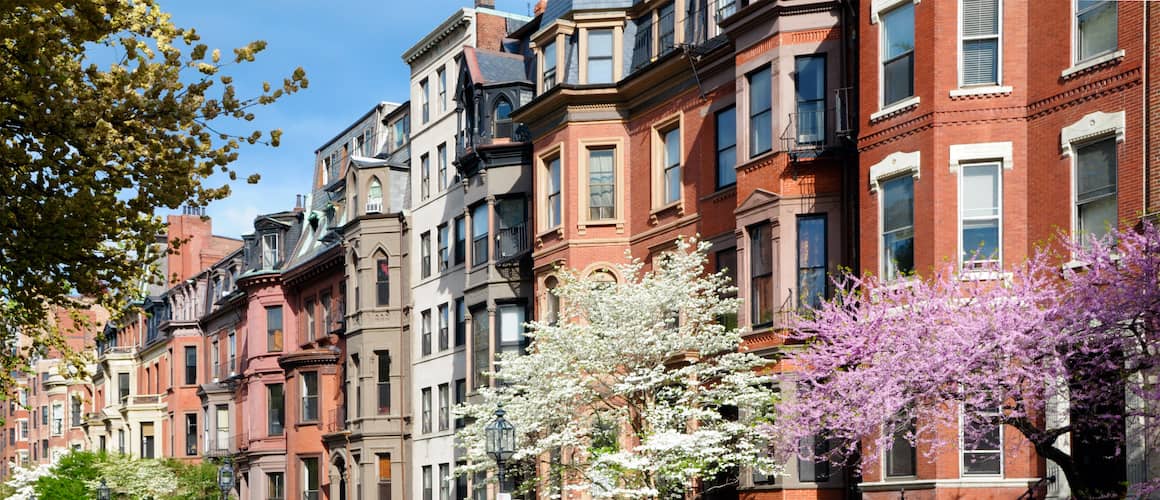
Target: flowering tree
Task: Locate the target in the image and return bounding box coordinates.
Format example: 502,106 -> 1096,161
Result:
3,463 -> 52,500
458,238 -> 779,499
89,452 -> 179,498
775,223 -> 1160,498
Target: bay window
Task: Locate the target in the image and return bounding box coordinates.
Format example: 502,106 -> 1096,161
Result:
882,2 -> 915,106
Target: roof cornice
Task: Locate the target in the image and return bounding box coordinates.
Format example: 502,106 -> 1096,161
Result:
403,9 -> 473,65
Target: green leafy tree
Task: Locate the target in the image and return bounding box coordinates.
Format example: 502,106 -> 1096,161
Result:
34,450 -> 103,499
0,0 -> 307,390
165,458 -> 221,499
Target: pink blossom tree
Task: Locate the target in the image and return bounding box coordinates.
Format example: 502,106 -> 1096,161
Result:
773,223 -> 1160,498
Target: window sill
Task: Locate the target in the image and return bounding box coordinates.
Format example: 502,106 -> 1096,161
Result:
536,225 -> 564,241
650,201 -> 682,217
958,270 -> 1011,281
870,96 -> 920,122
1061,49 -> 1125,79
580,218 -> 622,227
948,85 -> 1012,98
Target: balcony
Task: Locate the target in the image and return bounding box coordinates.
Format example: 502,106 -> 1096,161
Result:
494,223 -> 529,263
780,88 -> 854,158
632,0 -> 735,73
203,431 -> 234,457
365,199 -> 383,214
324,408 -> 348,435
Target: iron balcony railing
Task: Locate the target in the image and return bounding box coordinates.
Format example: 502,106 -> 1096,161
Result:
326,407 -> 347,434
780,88 -> 855,155
631,0 -> 745,73
494,223 -> 529,262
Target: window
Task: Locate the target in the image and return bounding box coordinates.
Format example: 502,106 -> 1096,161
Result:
438,224 -> 450,271
546,156 -> 562,228
267,306 -> 284,352
391,115 -> 409,151
658,2 -> 676,54
749,223 -> 773,326
454,378 -> 467,429
438,143 -> 448,190
262,233 -> 279,269
421,153 -> 431,200
268,383 -> 284,436
439,304 -> 450,351
378,455 -> 392,499
962,404 -> 1002,475
542,41 -> 557,88
886,415 -> 917,476
439,464 -> 451,500
494,97 -> 513,138
320,288 -> 332,334
882,2 -> 915,105
588,148 -> 616,220
421,310 -> 432,357
423,465 -> 434,500
305,298 -> 316,341
118,372 -> 130,402
438,383 -> 450,431
748,66 -> 772,156
184,346 -> 197,385
362,127 -> 374,156
797,434 -> 830,482
544,276 -> 560,325
1076,138 -> 1117,243
302,457 -> 320,500
421,231 -> 432,279
228,330 -> 236,374
377,352 -> 391,414
301,372 -> 319,422
1076,0 -> 1116,63
961,0 -> 1000,86
472,307 -> 489,389
185,413 -> 198,456
377,258 -> 390,306
421,387 -> 432,433
660,126 -> 681,205
797,215 -> 827,309
368,177 -> 383,213
715,249 -> 738,330
215,405 -> 229,451
794,55 -> 825,145
715,106 -> 737,189
51,403 -> 62,436
882,176 -> 915,279
420,78 -> 430,124
437,66 -> 447,113
495,198 -> 526,259
960,163 -> 1001,268
70,397 -> 81,427
267,472 -> 284,500
454,298 -> 466,347
497,304 -> 526,360
471,204 -> 488,266
587,29 -> 614,84
454,216 -> 466,265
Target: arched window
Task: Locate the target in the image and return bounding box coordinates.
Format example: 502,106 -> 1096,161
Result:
367,177 -> 383,213
493,97 -> 513,138
544,276 -> 559,325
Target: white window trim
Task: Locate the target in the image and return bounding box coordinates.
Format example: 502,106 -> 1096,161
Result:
956,162 -> 1003,273
1068,0 -> 1120,69
949,85 -> 1012,98
577,138 -> 625,231
652,113 -> 684,211
957,0 -> 1003,89
1061,49 -> 1125,79
949,141 -> 1013,172
871,151 -> 920,279
870,96 -> 920,122
875,0 -> 918,113
951,142 -> 1011,275
958,404 -> 1004,478
870,0 -> 921,24
537,143 -> 566,236
1062,110 -> 1124,247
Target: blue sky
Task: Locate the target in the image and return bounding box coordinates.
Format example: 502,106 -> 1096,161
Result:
159,0 -> 530,238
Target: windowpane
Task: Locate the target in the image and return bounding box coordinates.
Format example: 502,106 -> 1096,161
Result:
421,232 -> 431,278
302,372 -> 318,422
962,39 -> 998,86
422,310 -> 432,356
882,176 -> 915,279
471,204 -> 488,266
303,457 -> 320,499
884,53 -> 915,105
439,224 -> 450,271
795,56 -> 825,144
268,384 -> 284,436
749,66 -> 772,156
498,304 -> 525,358
266,306 -> 283,352
472,307 -> 489,388
588,29 -> 614,84
548,157 -> 562,227
377,259 -> 390,306
455,298 -> 466,347
882,3 -> 915,104
750,224 -> 774,325
1077,1 -> 1117,61
962,165 -> 999,218
422,387 -> 432,434
963,405 -> 1002,475
439,304 -> 450,351
454,216 -> 466,265
797,215 -> 827,309
663,127 -> 681,204
377,352 -> 391,414
886,416 -> 916,476
588,149 -> 616,220
543,42 -> 558,87
1077,139 -> 1117,242
716,107 -> 737,188
184,346 -> 197,385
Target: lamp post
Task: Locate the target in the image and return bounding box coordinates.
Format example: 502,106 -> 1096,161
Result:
217,457 -> 235,500
484,405 -> 516,497
96,479 -> 110,500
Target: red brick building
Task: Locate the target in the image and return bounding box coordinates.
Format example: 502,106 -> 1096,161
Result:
856,0 -> 1149,497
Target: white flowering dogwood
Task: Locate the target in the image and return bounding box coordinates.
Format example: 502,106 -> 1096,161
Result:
457,238 -> 781,499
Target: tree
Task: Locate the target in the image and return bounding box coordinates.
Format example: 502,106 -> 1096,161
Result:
34,450 -> 102,499
0,0 -> 307,389
457,238 -> 779,499
164,458 -> 221,499
774,223 -> 1160,498
90,452 -> 178,498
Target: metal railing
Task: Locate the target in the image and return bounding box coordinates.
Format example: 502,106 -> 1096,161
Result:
779,88 -> 854,156
365,200 -> 383,214
494,223 -> 529,261
325,408 -> 347,434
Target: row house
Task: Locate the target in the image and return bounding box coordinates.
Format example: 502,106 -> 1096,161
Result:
855,0 -> 1153,498
403,4 -> 532,500
0,302 -> 108,474
508,0 -> 857,497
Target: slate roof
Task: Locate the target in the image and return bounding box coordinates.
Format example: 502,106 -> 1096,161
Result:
463,46 -> 530,85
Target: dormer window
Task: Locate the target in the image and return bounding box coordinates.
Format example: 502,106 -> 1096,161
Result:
542,41 -> 558,89
262,233 -> 280,269
493,97 -> 513,138
587,29 -> 614,84
367,177 -> 383,214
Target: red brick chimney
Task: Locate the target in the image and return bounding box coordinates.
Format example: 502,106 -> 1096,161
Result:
475,0 -> 495,8
534,0 -> 546,15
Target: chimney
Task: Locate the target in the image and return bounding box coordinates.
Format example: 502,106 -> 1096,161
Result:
534,0 -> 546,15
294,194 -> 304,212
475,0 -> 495,8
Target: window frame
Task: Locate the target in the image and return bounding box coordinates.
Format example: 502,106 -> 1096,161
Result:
884,414 -> 917,478
585,28 -> 615,84
438,382 -> 450,431
438,223 -> 450,272
438,303 -> 450,352
794,54 -> 827,145
420,78 -> 430,124
421,309 -> 432,357
653,116 -> 683,209
420,153 -> 431,200
267,383 -> 285,437
579,139 -> 622,225
1074,137 -> 1118,245
300,371 -> 319,423
470,204 -> 489,267
301,457 -> 321,500
185,413 -> 198,456
748,222 -> 774,327
184,345 -> 197,386
796,214 -> 828,310
437,66 -> 447,114
1073,0 -> 1118,65
421,387 -> 432,434
541,40 -> 558,90
879,1 -> 916,108
958,162 -> 1003,270
377,351 -> 391,414
454,216 -> 466,265
880,175 -> 916,281
960,403 -> 1004,476
420,231 -> 432,279
715,105 -> 737,190
747,66 -> 772,157
376,258 -> 390,306
1060,111 -> 1124,248
958,0 -> 1002,87
438,142 -> 448,191
540,147 -> 564,232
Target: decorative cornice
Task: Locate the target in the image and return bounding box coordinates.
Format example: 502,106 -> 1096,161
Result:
277,348 -> 341,371
402,12 -> 472,65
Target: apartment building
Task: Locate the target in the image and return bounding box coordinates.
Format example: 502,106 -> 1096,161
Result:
856,0 -> 1150,497
404,4 -> 532,500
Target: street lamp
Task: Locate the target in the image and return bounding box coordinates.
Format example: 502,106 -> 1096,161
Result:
217,457 -> 235,500
485,405 -> 516,496
96,479 -> 110,500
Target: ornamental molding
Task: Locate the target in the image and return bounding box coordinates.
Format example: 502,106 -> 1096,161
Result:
1060,110 -> 1125,157
870,0 -> 919,24
948,141 -> 1014,172
868,150 -> 920,192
